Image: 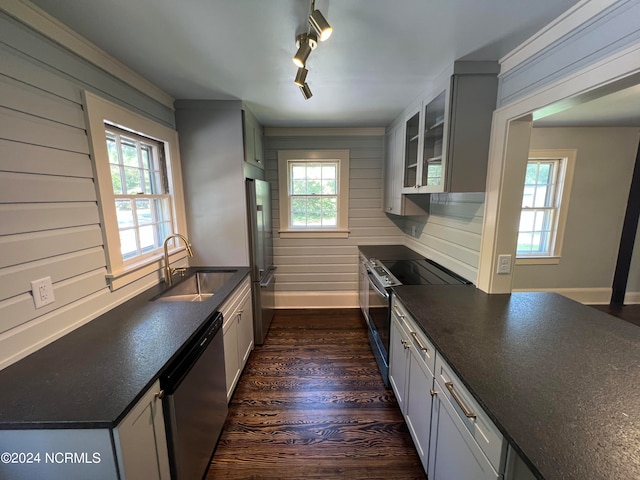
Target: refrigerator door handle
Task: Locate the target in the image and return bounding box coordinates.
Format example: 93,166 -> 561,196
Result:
260,267 -> 277,287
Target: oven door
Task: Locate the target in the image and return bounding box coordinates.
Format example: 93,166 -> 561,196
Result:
367,271 -> 391,386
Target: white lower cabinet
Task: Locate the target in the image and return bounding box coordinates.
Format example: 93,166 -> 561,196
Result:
428,387 -> 500,480
221,276 -> 254,401
390,294 -> 512,480
389,297 -> 435,472
113,379 -> 171,480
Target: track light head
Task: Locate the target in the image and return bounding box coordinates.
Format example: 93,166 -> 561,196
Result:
309,9 -> 332,41
300,83 -> 313,100
292,33 -> 318,68
294,67 -> 308,87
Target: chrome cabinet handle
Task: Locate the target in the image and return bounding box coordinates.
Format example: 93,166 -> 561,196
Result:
393,305 -> 405,319
411,332 -> 428,352
445,382 -> 476,419
401,339 -> 410,350
430,389 -> 438,397
155,390 -> 165,400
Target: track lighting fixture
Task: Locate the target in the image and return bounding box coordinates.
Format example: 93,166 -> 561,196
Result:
309,8 -> 332,41
291,0 -> 331,99
292,33 -> 317,68
300,83 -> 313,100
294,67 -> 308,87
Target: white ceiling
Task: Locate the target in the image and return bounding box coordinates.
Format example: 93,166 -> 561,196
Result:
30,0 -> 582,127
534,82 -> 640,128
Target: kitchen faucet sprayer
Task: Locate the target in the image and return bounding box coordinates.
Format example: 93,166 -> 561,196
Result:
163,234 -> 194,286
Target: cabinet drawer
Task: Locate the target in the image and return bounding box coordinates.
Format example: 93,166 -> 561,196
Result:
391,297 -> 436,375
434,355 -> 505,472
220,276 -> 251,329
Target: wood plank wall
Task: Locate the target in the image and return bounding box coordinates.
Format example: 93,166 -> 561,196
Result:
0,11 -> 174,369
264,134 -> 404,307
399,193 -> 485,284
265,134 -> 485,304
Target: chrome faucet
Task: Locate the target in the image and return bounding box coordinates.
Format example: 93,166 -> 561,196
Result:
163,233 -> 194,286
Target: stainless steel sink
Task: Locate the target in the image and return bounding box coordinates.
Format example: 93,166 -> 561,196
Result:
154,270 -> 237,302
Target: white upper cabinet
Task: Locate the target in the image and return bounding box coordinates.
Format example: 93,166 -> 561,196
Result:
400,62 -> 498,194
384,119 -> 427,216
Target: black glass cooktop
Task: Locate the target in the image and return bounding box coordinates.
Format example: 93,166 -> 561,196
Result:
380,258 -> 470,286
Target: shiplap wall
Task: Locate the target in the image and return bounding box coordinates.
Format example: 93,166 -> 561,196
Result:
0,11 -> 174,369
264,133 -> 404,307
397,193 -> 485,284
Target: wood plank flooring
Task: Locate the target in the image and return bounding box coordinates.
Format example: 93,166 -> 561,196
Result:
206,309 -> 426,480
590,303 -> 640,327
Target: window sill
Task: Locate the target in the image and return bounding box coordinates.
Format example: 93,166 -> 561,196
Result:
515,256 -> 561,266
106,248 -> 189,290
279,229 -> 350,239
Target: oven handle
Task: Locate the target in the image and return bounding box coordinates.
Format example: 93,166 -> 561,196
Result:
367,272 -> 389,299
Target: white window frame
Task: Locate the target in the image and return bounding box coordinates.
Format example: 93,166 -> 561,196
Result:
515,149 -> 576,265
84,91 -> 189,290
278,150 -> 350,239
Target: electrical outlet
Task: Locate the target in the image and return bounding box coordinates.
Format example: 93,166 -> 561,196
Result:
411,225 -> 417,237
496,255 -> 512,275
31,277 -> 55,309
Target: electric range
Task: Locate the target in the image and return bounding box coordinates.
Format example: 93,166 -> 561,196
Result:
362,256 -> 470,387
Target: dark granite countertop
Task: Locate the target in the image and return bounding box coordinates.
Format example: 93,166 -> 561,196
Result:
393,285 -> 640,480
0,267 -> 250,430
358,244 -> 424,261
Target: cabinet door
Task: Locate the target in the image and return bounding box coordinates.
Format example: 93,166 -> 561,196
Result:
389,311 -> 410,411
237,290 -> 254,366
243,110 -> 264,170
254,123 -> 264,166
402,108 -> 421,191
405,348 -> 433,472
114,380 -> 171,480
428,385 -> 499,480
421,90 -> 448,192
224,316 -> 240,401
383,127 -> 398,213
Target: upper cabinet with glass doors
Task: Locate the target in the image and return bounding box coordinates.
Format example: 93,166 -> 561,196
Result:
401,62 -> 499,194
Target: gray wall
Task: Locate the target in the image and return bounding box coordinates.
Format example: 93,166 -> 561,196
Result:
265,133 -> 403,300
392,193 -> 485,283
513,126 -> 640,290
0,11 -> 175,368
175,101 -> 250,267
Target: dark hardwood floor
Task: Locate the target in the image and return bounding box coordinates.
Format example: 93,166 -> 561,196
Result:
206,309 -> 426,480
590,303 -> 640,327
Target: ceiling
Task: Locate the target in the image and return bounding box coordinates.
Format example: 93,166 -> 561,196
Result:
534,81 -> 640,128
30,0 -> 583,127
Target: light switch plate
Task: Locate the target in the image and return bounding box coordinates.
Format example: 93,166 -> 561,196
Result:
31,277 -> 55,309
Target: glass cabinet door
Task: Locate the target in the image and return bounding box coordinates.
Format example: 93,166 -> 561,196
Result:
422,91 -> 446,190
403,110 -> 420,189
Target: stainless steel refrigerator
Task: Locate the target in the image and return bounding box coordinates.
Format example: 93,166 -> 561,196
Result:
246,178 -> 276,345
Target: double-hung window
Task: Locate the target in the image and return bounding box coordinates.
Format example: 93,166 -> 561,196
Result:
278,150 -> 350,238
106,127 -> 173,261
516,149 -> 575,263
84,92 -> 188,289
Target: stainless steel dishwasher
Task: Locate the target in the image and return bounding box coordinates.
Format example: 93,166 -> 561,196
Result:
161,311 -> 227,480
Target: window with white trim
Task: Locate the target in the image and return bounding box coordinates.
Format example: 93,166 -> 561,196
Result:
278,150 -> 350,238
106,127 -> 173,261
516,150 -> 575,263
84,92 -> 188,290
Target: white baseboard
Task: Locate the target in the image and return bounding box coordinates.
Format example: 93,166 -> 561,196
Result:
512,287 -> 613,305
275,291 -> 358,309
